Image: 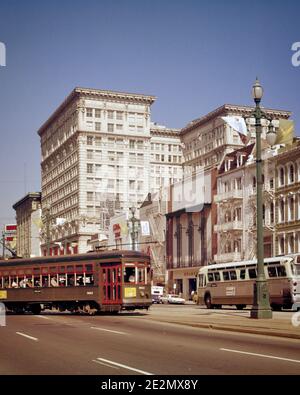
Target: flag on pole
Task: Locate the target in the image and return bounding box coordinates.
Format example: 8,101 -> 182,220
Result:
275,120 -> 294,146
222,116 -> 249,144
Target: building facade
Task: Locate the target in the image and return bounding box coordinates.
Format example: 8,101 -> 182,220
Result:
12,192 -> 42,257
39,87 -> 156,254
214,144 -> 277,263
150,123 -> 183,192
275,140 -> 300,255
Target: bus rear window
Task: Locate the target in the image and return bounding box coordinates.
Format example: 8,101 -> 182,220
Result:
240,269 -> 246,280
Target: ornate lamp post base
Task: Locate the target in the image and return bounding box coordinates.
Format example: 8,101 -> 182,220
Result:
250,279 -> 273,319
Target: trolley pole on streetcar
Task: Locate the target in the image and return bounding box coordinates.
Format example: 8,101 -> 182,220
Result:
250,78 -> 275,319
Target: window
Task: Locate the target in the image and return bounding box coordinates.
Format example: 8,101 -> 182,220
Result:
268,266 -> 277,278
116,111 -> 123,120
87,164 -> 93,174
107,123 -> 114,132
124,267 -> 135,283
240,269 -> 246,280
208,273 -> 214,282
229,270 -> 237,280
277,266 -> 287,277
87,192 -> 93,202
129,140 -> 135,149
95,122 -> 101,131
288,197 -> 295,221
116,124 -> 123,131
248,268 -> 257,279
214,272 -> 221,281
279,167 -> 285,186
95,109 -> 101,118
279,200 -> 285,223
289,164 -> 295,184
86,108 -> 93,117
223,271 -> 230,281
87,136 -> 93,145
107,110 -> 114,119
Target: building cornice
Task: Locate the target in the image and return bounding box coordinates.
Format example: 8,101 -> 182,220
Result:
150,128 -> 181,138
38,87 -> 157,137
180,104 -> 292,136
13,192 -> 42,210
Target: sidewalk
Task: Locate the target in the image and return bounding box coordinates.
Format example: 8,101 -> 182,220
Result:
147,305 -> 300,340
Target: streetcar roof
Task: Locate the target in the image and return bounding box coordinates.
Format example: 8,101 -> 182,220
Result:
0,250 -> 149,267
200,255 -> 294,272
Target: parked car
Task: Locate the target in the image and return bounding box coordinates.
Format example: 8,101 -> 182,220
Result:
161,294 -> 185,304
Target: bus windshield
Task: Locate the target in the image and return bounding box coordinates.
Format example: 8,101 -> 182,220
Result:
292,264 -> 300,277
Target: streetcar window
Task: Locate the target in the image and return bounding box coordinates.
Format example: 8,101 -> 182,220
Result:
4,277 -> 9,288
208,273 -> 214,282
277,266 -> 287,277
75,265 -> 83,273
268,266 -> 277,278
124,267 -> 135,283
42,275 -> 49,287
214,272 -> 221,281
240,269 -> 246,280
248,268 -> 257,279
68,274 -> 75,286
229,270 -> 237,281
223,271 -> 230,281
86,264 -> 93,273
137,267 -> 145,283
67,265 -> 74,273
50,266 -> 57,274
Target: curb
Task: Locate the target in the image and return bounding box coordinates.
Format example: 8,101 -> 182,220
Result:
151,319 -> 300,340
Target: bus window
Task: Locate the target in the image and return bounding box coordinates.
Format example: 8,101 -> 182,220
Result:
229,270 -> 237,280
223,271 -> 230,281
124,267 -> 135,283
208,273 -> 214,282
214,272 -> 221,281
240,269 -> 246,280
268,266 -> 277,278
248,268 -> 257,279
277,266 -> 287,277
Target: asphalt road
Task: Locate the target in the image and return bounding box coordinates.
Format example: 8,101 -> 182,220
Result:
0,305 -> 299,375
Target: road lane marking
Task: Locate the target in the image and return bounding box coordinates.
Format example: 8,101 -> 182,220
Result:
220,348 -> 300,364
36,316 -> 50,320
92,360 -> 119,370
96,358 -> 154,375
16,332 -> 38,342
90,326 -> 127,335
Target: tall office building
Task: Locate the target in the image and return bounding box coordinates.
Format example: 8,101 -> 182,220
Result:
38,87 -> 156,254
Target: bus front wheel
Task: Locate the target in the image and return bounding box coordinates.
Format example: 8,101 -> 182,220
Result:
205,294 -> 213,309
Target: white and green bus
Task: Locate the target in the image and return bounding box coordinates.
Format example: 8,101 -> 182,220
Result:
196,255 -> 300,311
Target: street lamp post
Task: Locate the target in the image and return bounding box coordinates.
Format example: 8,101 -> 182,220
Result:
128,207 -> 140,251
250,78 -> 273,319
42,206 -> 51,256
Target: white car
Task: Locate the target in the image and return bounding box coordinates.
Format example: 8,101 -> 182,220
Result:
161,294 -> 185,304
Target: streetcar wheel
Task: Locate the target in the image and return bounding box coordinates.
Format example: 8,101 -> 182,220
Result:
205,294 -> 212,309
31,304 -> 41,315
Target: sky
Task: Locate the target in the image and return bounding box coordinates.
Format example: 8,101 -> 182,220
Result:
0,0 -> 299,230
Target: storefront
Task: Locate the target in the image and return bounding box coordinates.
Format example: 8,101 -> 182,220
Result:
168,267 -> 199,300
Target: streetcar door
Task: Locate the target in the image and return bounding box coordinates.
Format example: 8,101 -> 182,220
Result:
102,264 -> 122,304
